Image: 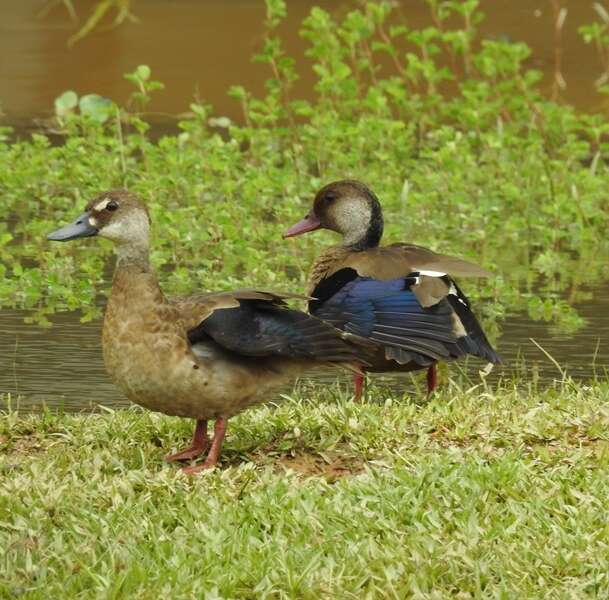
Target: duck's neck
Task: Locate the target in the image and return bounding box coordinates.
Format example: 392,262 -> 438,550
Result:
342,204 -> 384,251
109,240 -> 165,309
115,240 -> 151,273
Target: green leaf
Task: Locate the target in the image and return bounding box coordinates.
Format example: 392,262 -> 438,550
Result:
79,94 -> 113,123
54,90 -> 78,118
136,64 -> 151,81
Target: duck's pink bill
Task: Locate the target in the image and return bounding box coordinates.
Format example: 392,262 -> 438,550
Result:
282,213 -> 321,238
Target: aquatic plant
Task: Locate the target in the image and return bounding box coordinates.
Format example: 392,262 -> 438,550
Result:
2,0 -> 609,333
40,0 -> 136,46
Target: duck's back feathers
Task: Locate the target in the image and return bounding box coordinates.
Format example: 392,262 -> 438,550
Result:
173,289 -> 309,330
307,244 -> 490,294
388,244 -> 492,278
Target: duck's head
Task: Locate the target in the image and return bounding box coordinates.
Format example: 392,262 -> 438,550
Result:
283,180 -> 384,250
47,190 -> 150,246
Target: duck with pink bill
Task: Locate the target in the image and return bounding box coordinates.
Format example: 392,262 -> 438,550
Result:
283,179 -> 502,400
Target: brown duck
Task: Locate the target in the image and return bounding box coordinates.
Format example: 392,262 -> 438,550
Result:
283,180 -> 501,399
48,190 -> 371,474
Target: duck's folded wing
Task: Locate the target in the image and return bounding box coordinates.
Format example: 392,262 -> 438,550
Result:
310,272 -> 464,363
310,271 -> 500,365
308,242 -> 501,365
179,291 -> 371,363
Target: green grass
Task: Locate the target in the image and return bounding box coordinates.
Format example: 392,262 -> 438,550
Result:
2,379 -> 609,598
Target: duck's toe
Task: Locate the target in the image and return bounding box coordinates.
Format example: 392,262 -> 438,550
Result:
164,444 -> 209,462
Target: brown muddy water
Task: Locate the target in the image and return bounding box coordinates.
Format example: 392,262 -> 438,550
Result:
3,0 -> 609,129
1,1 -> 609,410
1,286 -> 607,412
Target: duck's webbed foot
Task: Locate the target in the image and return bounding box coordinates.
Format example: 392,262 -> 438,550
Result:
181,416 -> 228,475
164,419 -> 209,462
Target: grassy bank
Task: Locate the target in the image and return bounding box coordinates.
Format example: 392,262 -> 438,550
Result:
2,380 -> 609,598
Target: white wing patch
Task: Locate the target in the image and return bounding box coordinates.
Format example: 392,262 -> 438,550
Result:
191,342 -> 216,360
451,312 -> 467,337
418,269 -> 446,277
448,281 -> 469,307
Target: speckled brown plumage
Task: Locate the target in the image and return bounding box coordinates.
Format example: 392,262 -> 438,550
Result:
102,267 -> 331,420
48,190 -> 371,473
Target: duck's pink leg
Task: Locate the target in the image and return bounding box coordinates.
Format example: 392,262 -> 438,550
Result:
182,416 -> 228,475
164,419 -> 209,462
353,368 -> 366,402
426,364 -> 438,395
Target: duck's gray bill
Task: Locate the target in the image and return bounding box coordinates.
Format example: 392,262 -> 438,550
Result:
47,211 -> 98,241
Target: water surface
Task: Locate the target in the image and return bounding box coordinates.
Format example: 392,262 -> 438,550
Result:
2,0 -> 609,130
1,285 -> 607,412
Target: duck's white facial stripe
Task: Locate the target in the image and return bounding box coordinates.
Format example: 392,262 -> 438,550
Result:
94,198 -> 111,212
88,216 -> 99,228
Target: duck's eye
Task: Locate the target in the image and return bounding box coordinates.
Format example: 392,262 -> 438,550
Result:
323,192 -> 337,204
106,200 -> 119,211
